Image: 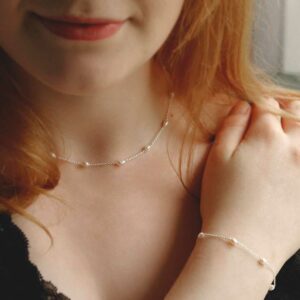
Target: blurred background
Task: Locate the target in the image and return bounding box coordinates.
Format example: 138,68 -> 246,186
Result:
253,0 -> 300,89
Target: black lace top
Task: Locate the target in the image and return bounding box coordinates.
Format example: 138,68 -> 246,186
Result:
0,213 -> 70,300
1,212 -> 300,300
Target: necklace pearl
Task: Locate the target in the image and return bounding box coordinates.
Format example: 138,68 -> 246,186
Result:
228,238 -> 238,246
258,257 -> 267,266
115,160 -> 127,167
50,152 -> 57,158
49,91 -> 174,168
77,161 -> 90,168
162,120 -> 169,127
142,145 -> 151,152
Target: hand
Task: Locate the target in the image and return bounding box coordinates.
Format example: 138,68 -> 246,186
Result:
200,97 -> 300,268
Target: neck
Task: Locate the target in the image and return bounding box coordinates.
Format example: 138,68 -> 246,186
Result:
10,60 -> 173,165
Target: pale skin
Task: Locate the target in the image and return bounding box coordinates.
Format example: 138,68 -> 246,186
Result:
165,98 -> 300,299
0,0 -> 185,160
1,0 -> 300,300
1,0 -> 205,299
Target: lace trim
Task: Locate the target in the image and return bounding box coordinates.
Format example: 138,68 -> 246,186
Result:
2,211 -> 300,300
41,280 -> 71,300
0,212 -> 71,300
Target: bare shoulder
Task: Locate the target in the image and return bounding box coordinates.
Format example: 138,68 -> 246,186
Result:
165,93 -> 238,197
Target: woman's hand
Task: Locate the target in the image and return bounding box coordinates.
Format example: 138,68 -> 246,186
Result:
165,98 -> 300,300
200,97 -> 300,267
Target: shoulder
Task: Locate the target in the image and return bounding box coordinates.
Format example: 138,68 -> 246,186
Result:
166,93 -> 237,197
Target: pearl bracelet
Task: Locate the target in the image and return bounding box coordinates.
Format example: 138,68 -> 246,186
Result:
197,232 -> 276,291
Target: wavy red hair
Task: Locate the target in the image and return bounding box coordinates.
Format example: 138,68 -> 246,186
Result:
1,0 -> 299,247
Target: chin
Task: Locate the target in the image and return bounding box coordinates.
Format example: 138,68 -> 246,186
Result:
39,67 -> 129,96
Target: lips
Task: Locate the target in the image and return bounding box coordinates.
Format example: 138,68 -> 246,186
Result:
31,12 -> 126,41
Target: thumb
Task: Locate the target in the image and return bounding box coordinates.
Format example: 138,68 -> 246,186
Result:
212,100 -> 252,160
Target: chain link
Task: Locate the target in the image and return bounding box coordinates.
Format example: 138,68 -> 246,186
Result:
50,91 -> 174,168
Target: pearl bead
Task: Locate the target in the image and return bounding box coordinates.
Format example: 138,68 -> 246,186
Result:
162,120 -> 169,127
228,238 -> 238,246
198,232 -> 205,238
258,257 -> 267,266
115,160 -> 126,166
78,161 -> 90,168
142,145 -> 151,152
269,284 -> 275,291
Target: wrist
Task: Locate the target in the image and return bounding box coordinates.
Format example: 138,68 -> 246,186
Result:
198,222 -> 287,273
166,228 -> 281,300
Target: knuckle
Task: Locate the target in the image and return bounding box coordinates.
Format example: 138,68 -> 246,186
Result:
284,100 -> 300,112
255,98 -> 280,115
265,97 -> 280,108
251,122 -> 280,142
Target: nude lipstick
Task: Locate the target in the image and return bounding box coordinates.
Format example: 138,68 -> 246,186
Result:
31,13 -> 126,41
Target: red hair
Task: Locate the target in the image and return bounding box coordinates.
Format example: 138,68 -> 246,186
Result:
1,0 -> 299,247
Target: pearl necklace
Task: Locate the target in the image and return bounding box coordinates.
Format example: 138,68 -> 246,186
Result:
49,91 -> 174,168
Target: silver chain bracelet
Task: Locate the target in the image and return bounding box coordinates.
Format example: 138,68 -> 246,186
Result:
197,232 -> 276,291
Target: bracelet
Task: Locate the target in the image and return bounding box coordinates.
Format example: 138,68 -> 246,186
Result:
197,232 -> 276,291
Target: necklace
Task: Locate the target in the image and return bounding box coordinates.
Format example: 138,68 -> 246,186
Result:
49,91 -> 175,168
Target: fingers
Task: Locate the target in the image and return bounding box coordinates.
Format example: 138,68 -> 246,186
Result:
212,100 -> 251,160
244,97 -> 283,141
280,100 -> 300,136
211,97 -> 299,162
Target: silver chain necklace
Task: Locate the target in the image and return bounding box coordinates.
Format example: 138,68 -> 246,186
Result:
49,91 -> 175,168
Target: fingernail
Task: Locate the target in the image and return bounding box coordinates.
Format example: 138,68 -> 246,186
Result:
233,101 -> 250,114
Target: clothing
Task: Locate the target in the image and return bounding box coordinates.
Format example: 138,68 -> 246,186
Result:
0,213 -> 70,300
0,212 -> 300,300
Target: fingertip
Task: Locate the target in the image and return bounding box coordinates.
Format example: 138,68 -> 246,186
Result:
230,100 -> 251,115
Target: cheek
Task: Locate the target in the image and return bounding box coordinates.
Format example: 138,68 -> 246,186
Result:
0,0 -> 184,95
0,14 -> 141,93
136,0 -> 184,55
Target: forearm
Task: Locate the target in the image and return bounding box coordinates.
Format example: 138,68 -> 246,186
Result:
165,229 -> 285,300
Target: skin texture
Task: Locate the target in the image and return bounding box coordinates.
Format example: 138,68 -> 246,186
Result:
0,0 -> 184,160
201,98 -> 300,261
3,1 -> 300,300
166,98 -> 300,299
0,1 -> 208,299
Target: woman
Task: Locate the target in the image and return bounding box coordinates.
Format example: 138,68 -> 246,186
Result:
0,0 -> 300,299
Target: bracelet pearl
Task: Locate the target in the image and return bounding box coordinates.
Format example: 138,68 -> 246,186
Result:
197,232 -> 276,291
